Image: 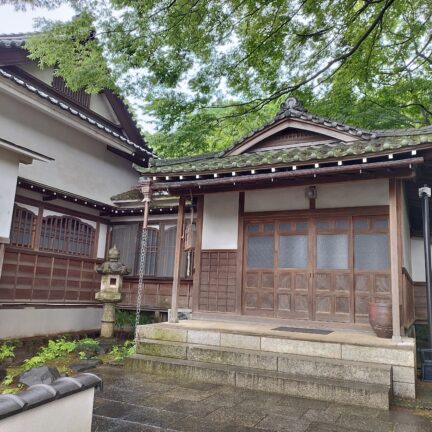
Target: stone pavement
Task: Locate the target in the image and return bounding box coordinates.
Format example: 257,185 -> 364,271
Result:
92,366 -> 432,432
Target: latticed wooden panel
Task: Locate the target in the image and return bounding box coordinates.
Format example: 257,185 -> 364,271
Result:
39,216 -> 95,257
10,206 -> 36,248
198,250 -> 237,313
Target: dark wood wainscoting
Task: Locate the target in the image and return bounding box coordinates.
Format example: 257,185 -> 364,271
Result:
120,277 -> 192,310
414,280 -> 427,322
0,247 -> 102,302
198,250 -> 237,313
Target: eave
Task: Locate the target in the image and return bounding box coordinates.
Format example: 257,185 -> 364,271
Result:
0,137 -> 53,164
146,155 -> 422,194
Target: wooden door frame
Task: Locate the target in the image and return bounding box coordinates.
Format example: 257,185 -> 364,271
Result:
240,205 -> 391,323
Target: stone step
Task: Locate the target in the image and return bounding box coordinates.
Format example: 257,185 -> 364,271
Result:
125,353 -> 391,410
136,338 -> 392,386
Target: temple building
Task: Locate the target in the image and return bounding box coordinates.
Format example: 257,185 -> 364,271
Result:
129,96 -> 432,406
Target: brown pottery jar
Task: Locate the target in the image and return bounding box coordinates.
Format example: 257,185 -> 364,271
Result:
368,302 -> 392,338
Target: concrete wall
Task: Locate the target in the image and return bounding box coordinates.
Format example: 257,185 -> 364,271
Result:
0,307 -> 103,339
0,91 -> 137,204
0,150 -> 19,240
202,192 -> 239,250
0,388 -> 94,432
245,179 -> 389,212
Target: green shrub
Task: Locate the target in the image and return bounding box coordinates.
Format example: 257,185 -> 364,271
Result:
0,342 -> 15,362
23,338 -> 77,370
109,340 -> 135,362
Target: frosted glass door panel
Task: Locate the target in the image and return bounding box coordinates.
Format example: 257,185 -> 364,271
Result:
354,234 -> 389,270
279,235 -> 308,268
316,234 -> 348,269
248,236 -> 274,268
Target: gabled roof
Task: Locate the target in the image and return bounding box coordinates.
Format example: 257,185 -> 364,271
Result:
136,97 -> 432,177
0,32 -> 155,162
222,97 -> 376,156
0,67 -> 155,158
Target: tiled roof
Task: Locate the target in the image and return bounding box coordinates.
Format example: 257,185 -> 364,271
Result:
221,97 -> 376,156
137,131 -> 432,176
0,67 -> 155,157
0,32 -> 32,48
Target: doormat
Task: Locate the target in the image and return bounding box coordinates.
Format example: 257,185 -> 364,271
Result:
272,326 -> 333,335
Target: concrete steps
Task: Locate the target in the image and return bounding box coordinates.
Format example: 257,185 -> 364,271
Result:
125,353 -> 391,409
126,325 -> 394,409
136,338 -> 392,386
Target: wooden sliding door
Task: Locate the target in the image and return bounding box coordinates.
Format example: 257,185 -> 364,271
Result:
243,211 -> 390,324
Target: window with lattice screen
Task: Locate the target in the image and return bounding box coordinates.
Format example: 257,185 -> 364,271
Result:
39,216 -> 95,257
10,206 -> 36,248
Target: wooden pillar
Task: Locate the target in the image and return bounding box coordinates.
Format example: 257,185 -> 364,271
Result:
235,192 -> 245,315
0,243 -> 5,280
389,179 -> 402,340
192,195 -> 204,312
170,196 -> 186,323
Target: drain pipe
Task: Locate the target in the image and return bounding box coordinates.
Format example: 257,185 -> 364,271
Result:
419,185 -> 432,348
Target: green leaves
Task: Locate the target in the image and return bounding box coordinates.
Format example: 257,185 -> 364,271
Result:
14,0 -> 432,154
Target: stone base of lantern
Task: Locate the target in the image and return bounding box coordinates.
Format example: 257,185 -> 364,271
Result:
96,291 -> 121,338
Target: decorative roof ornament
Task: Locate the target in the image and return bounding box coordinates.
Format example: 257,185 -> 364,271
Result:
278,96 -> 307,115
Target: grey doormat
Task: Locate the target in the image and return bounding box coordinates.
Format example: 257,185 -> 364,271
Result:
272,326 -> 333,335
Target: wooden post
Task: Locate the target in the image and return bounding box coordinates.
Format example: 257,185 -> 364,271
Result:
170,196 -> 186,323
192,195 -> 204,313
389,179 -> 402,341
0,243 -> 5,280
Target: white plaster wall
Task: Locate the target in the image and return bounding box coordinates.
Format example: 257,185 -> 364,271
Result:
0,150 -> 19,240
97,223 -> 108,258
202,192 -> 239,249
19,63 -> 54,86
90,93 -> 119,124
402,187 -> 412,273
315,179 -> 389,208
411,237 -> 428,282
245,185 -> 308,212
0,388 -> 94,432
245,179 -> 389,212
0,91 -> 138,204
0,307 -> 103,339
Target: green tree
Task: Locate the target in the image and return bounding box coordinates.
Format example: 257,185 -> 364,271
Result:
8,0 -> 432,154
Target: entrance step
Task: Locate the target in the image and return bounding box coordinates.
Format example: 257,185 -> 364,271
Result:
125,353 -> 391,410
136,338 -> 392,386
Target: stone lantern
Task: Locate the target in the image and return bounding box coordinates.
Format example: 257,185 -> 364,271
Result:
95,246 -> 130,338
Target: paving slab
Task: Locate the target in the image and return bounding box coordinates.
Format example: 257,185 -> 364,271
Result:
91,366 -> 432,432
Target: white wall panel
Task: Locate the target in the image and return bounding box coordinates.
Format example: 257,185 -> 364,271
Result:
0,307 -> 103,339
315,179 -> 389,208
245,185 -> 308,212
0,91 -> 137,204
97,223 -> 108,258
0,150 -> 19,240
202,192 -> 239,249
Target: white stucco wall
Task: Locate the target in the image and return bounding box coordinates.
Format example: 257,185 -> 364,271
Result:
0,150 -> 19,240
411,237 -> 428,282
402,187 -> 412,274
19,63 -> 54,86
202,192 -> 239,249
0,307 -> 103,339
89,93 -> 119,124
0,91 -> 138,204
97,223 -> 108,259
245,179 -> 389,212
0,388 -> 94,432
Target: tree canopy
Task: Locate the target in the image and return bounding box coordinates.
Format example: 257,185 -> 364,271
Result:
8,0 -> 432,156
